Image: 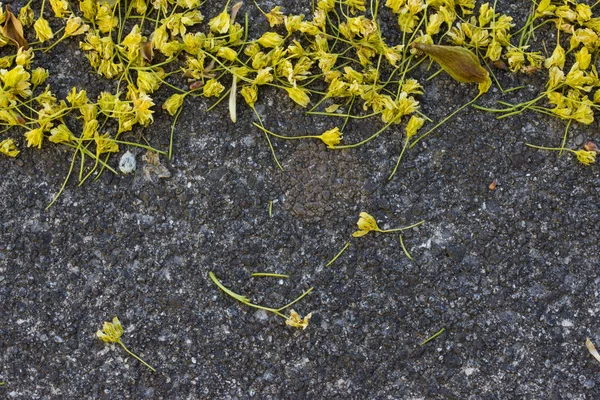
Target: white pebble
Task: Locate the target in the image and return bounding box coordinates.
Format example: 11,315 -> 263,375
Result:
119,151 -> 136,174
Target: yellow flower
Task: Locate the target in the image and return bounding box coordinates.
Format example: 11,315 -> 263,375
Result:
2,65 -> 30,88
401,79 -> 423,95
254,68 -> 274,85
19,5 -> 34,26
209,9 -> 231,34
0,56 -> 14,69
203,79 -> 225,97
285,310 -> 312,330
50,0 -> 70,18
34,18 -> 54,43
65,16 -> 89,37
319,127 -> 342,148
133,92 -> 155,126
137,69 -> 165,94
405,115 -> 425,139
0,138 -> 19,157
66,87 -> 88,107
217,46 -> 237,61
265,6 -> 284,27
285,87 -> 310,107
82,119 -> 98,139
575,149 -> 596,165
352,212 -> 380,237
96,317 -> 124,343
49,124 -> 76,144
240,85 -> 258,106
162,93 -> 185,116
257,32 -> 284,48
24,127 -> 44,149
79,0 -> 97,20
95,133 -> 119,155
96,4 -> 118,33
15,48 -> 34,69
544,43 -> 565,70
31,67 -> 49,87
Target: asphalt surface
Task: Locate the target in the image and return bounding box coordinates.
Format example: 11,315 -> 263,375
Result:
1,1 -> 600,399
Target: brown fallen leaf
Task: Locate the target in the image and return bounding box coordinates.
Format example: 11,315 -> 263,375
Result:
140,41 -> 154,64
583,141 -> 599,153
492,60 -> 508,71
412,43 -> 488,84
489,178 -> 497,191
3,6 -> 28,50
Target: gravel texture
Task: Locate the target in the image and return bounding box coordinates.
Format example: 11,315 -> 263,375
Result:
1,1 -> 600,399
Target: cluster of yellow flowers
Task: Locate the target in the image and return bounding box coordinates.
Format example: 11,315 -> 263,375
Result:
1,1 -> 597,170
537,0 -> 600,127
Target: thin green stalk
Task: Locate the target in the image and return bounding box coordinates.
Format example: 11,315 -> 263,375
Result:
399,235 -> 413,260
388,137 -> 409,180
326,241 -> 350,267
409,94 -> 482,149
377,219 -> 424,233
251,273 -> 290,278
334,121 -> 393,149
117,340 -> 156,372
420,328 -> 445,346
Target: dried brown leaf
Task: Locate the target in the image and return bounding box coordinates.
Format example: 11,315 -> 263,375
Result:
140,41 -> 154,64
583,141 -> 599,153
412,43 -> 488,84
492,60 -> 508,71
3,6 -> 28,50
489,178 -> 497,191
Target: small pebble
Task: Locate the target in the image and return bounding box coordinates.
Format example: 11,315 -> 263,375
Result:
119,151 -> 136,174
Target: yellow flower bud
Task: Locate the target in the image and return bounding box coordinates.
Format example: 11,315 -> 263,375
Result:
96,317 -> 124,343
162,93 -> 185,116
240,85 -> 258,106
352,212 -> 380,237
0,138 -> 19,157
285,87 -> 310,107
34,18 -> 54,43
405,116 -> 425,139
65,16 -> 89,36
257,32 -> 284,48
31,68 -> 49,87
203,79 -> 225,97
217,46 -> 237,61
209,9 -> 231,34
49,124 -> 76,144
575,149 -> 596,165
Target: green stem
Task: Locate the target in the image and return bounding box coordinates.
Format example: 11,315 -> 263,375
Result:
409,94 -> 481,149
388,137 -> 409,180
117,340 -> 156,372
334,121 -> 393,149
251,273 -> 290,278
378,219 -> 425,233
326,241 -> 350,267
399,234 -> 413,260
420,328 -> 445,346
